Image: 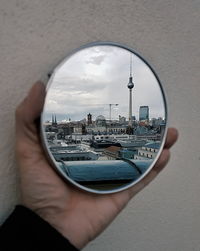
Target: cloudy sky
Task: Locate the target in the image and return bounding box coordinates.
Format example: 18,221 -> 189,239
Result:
43,45 -> 166,122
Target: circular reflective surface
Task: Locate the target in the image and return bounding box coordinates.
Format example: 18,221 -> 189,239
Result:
41,42 -> 167,194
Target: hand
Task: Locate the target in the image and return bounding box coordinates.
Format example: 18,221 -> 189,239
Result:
15,82 -> 178,249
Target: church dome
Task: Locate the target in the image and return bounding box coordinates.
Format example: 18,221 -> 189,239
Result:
96,115 -> 106,126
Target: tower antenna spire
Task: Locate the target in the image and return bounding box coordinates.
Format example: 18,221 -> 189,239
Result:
130,53 -> 132,77
127,53 -> 134,133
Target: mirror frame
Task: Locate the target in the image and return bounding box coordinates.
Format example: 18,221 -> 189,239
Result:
40,41 -> 168,194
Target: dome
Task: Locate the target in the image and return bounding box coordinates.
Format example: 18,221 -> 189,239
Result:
96,115 -> 106,126
96,115 -> 105,121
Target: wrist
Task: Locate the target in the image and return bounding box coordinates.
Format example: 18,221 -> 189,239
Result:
34,207 -> 88,249
1,206 -> 79,250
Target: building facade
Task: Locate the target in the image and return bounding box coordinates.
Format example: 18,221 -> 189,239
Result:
139,106 -> 149,121
134,142 -> 160,160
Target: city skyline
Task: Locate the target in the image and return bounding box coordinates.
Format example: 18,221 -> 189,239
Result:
44,108 -> 165,123
43,45 -> 166,122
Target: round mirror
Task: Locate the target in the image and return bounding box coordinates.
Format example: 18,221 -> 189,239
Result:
41,42 -> 167,194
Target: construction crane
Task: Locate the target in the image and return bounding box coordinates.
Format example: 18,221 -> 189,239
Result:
81,103 -> 119,121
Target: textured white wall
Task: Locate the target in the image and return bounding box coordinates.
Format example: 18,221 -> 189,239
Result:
0,1 -> 200,250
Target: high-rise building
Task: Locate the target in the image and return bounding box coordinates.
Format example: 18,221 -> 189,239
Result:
139,106 -> 149,121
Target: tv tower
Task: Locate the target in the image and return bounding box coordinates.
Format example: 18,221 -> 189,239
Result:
127,54 -> 134,127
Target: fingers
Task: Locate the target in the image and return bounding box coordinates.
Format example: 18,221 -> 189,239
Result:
164,128 -> 178,149
16,81 -> 46,127
153,148 -> 170,173
124,127 -> 178,199
131,129 -> 176,193
126,148 -> 170,198
108,127 -> 178,209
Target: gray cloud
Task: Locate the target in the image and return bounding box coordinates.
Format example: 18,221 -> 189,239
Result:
43,45 -> 166,122
86,54 -> 106,65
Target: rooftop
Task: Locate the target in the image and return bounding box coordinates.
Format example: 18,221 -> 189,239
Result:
144,142 -> 160,149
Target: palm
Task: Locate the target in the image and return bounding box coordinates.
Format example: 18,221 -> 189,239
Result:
17,128 -> 133,247
16,82 -> 178,249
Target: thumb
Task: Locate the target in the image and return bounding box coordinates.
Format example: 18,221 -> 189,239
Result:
16,81 -> 46,131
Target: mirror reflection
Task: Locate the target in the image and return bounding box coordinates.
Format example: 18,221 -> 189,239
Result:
41,43 -> 166,193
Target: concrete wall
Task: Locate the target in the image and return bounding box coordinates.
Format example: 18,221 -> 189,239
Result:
0,1 -> 199,250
